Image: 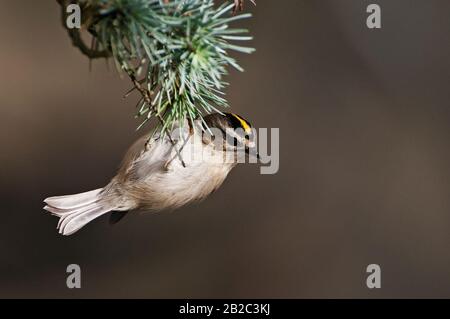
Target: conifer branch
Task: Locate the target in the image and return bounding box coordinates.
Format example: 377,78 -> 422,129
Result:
56,0 -> 255,147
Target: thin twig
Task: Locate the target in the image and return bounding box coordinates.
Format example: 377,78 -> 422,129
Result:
233,0 -> 256,14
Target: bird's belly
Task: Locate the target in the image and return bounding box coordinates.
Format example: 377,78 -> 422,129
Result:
133,162 -> 232,211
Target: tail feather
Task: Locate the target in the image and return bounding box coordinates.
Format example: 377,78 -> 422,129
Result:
43,205 -> 69,216
58,205 -> 112,236
56,202 -> 97,229
44,189 -> 102,210
44,188 -> 114,235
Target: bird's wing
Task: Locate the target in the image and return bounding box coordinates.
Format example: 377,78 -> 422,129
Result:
117,123 -> 192,182
115,134 -> 151,181
115,133 -> 165,182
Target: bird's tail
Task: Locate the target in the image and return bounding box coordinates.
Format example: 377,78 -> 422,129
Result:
44,188 -> 113,235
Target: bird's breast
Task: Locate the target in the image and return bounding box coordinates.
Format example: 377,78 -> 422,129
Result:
126,135 -> 235,211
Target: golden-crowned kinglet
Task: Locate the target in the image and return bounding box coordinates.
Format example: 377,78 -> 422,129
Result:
44,113 -> 258,235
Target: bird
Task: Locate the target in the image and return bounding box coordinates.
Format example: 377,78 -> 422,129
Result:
44,112 -> 258,235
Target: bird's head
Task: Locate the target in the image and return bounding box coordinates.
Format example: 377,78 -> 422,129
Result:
202,112 -> 259,160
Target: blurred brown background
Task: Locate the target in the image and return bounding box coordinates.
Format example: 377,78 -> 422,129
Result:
0,0 -> 450,298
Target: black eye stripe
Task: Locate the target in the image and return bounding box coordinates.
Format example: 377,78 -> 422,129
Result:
226,113 -> 243,130
202,113 -> 253,141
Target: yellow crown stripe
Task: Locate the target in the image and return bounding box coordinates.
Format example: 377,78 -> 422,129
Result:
232,113 -> 252,134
